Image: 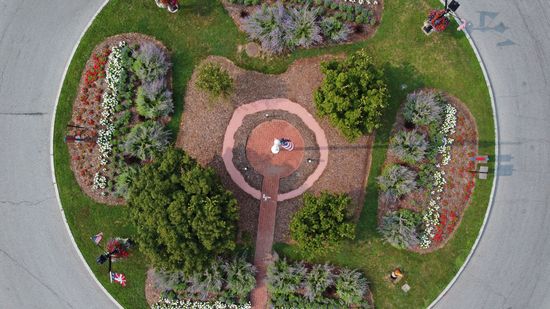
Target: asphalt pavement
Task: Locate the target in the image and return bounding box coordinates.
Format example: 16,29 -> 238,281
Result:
434,0 -> 550,308
1,0 -> 549,308
0,0 -> 117,308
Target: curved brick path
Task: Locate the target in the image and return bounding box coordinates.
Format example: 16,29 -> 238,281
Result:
222,99 -> 329,308
222,98 -> 328,201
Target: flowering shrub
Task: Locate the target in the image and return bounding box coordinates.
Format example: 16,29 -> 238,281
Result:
152,299 -> 251,309
420,199 -> 440,248
413,96 -> 458,248
92,172 -> 107,190
85,49 -> 110,85
106,41 -> 130,97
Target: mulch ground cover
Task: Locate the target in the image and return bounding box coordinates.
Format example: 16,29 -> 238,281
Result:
378,91 -> 479,252
176,55 -> 373,243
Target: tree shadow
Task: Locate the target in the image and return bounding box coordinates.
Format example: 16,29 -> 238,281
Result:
181,0 -> 216,16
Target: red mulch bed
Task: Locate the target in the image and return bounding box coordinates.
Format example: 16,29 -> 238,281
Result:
176,55 -> 373,243
377,90 -> 479,253
66,33 -> 171,205
221,0 -> 384,56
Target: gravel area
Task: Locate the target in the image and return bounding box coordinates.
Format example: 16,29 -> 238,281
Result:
177,55 -> 373,242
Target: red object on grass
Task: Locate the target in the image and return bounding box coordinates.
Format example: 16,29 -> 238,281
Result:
428,9 -> 450,32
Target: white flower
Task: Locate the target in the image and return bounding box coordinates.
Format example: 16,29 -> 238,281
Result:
92,172 -> 107,190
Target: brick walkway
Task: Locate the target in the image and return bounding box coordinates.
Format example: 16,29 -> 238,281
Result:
250,175 -> 279,309
221,99 -> 329,308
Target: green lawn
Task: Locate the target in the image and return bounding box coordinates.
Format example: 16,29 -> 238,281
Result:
53,0 -> 494,308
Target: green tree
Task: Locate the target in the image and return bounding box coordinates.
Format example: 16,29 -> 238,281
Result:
128,148 -> 238,274
195,62 -> 234,99
290,192 -> 355,254
314,49 -> 389,140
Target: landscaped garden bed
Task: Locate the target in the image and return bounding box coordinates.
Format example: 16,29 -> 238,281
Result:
66,33 -> 173,205
52,0 -> 494,308
221,0 -> 383,55
177,55 -> 374,242
377,89 -> 478,252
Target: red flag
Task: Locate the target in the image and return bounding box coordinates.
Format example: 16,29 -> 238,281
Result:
110,272 -> 126,287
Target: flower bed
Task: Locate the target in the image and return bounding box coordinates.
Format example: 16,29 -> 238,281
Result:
377,89 -> 478,252
221,0 -> 383,55
66,33 -> 173,205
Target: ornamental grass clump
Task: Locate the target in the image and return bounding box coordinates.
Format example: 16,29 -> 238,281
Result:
187,264 -> 224,301
135,84 -> 174,118
132,42 -> 169,83
378,209 -> 422,249
334,269 -> 369,307
114,165 -> 139,199
222,256 -> 256,301
377,164 -> 417,202
243,3 -> 291,54
152,269 -> 188,293
403,90 -> 443,127
286,6 -> 322,48
267,258 -> 306,299
195,63 -> 234,99
302,264 -> 334,302
123,121 -> 171,161
320,16 -> 351,43
389,129 -> 429,164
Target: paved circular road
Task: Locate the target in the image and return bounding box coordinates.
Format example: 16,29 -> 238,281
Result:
433,1 -> 550,308
0,0 -> 548,308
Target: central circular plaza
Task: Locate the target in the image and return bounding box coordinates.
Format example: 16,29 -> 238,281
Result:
246,120 -> 304,178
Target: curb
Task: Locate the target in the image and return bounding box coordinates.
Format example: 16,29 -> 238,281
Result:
49,0 -> 122,308
428,11 -> 500,308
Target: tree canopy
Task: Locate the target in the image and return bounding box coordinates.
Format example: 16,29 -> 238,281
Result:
128,148 -> 238,274
314,49 -> 389,140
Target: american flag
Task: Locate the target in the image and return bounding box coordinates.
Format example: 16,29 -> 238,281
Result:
110,272 -> 127,287
280,139 -> 294,151
90,232 -> 103,245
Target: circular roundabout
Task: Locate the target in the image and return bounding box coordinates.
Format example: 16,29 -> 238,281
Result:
19,0 -> 509,307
